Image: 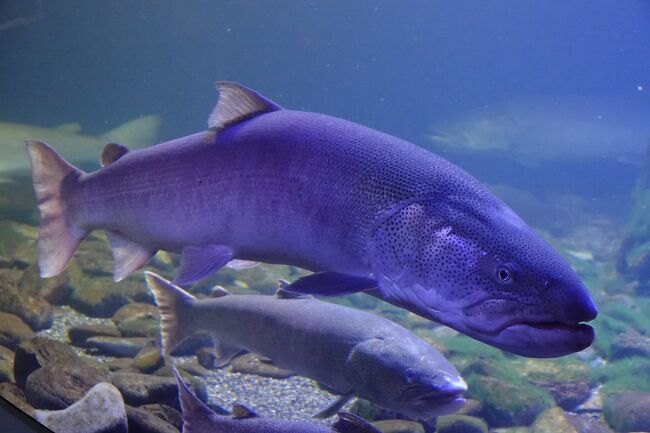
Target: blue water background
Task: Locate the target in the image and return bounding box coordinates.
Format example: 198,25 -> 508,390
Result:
1,0 -> 650,205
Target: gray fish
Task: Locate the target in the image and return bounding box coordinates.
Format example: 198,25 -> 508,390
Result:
146,272 -> 466,420
173,366 -> 381,433
27,82 -> 596,358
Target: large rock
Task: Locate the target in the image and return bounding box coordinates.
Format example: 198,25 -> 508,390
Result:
68,323 -> 121,347
116,310 -> 160,338
69,277 -> 133,317
125,405 -> 179,433
14,337 -> 80,388
131,346 -> 164,373
33,382 -> 127,433
138,404 -> 182,430
436,415 -> 488,433
112,303 -> 158,325
0,312 -> 33,350
0,382 -> 35,414
25,364 -> 109,410
468,374 -> 554,427
531,407 -> 578,433
110,373 -> 179,408
603,391 -> 650,432
0,345 -> 15,383
19,261 -> 80,305
610,329 -> 650,360
0,282 -> 52,330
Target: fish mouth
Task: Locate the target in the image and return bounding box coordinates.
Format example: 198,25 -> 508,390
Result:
487,320 -> 595,358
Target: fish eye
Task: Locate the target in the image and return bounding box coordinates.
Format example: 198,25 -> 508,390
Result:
404,368 -> 416,384
496,266 -> 513,284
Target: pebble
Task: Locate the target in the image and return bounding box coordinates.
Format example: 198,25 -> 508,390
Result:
85,336 -> 155,357
230,353 -> 295,379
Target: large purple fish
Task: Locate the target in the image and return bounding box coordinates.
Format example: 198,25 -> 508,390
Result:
27,82 -> 597,357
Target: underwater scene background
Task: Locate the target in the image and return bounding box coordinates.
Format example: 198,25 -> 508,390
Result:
1,1 -> 650,432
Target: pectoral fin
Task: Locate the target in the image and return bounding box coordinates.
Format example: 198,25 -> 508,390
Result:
313,392 -> 354,419
286,272 -> 377,296
175,245 -> 234,285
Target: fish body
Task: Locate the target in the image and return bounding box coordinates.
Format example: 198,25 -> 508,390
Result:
172,367 -> 381,433
27,82 -> 597,358
146,272 -> 466,420
0,115 -> 160,173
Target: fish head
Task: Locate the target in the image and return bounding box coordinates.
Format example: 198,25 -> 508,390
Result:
345,337 -> 466,419
430,113 -> 519,153
369,195 -> 597,357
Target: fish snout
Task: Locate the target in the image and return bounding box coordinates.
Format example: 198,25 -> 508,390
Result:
546,280 -> 597,324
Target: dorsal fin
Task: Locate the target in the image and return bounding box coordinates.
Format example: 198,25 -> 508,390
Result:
101,143 -> 130,167
211,285 -> 230,298
231,403 -> 258,419
208,82 -> 282,130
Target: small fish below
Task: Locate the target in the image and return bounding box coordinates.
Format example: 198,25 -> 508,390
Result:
173,366 -> 381,433
27,81 -> 596,358
145,272 -> 467,421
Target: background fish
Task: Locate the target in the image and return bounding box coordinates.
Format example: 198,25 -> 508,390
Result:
0,115 -> 160,173
173,367 -> 381,433
26,82 -> 596,358
146,272 -> 466,420
429,96 -> 650,166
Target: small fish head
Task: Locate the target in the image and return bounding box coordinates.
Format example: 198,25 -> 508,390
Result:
345,337 -> 466,419
370,196 -> 597,357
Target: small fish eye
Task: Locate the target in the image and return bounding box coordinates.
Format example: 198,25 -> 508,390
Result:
404,368 -> 416,384
496,266 -> 512,284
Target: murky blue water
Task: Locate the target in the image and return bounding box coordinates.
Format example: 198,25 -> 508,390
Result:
1,1 -> 650,432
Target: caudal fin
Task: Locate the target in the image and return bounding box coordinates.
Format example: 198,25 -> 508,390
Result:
26,140 -> 86,278
144,272 -> 197,357
100,115 -> 161,148
173,367 -> 224,433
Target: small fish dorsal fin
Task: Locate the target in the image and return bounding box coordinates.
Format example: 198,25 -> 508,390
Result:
208,82 -> 282,130
100,143 -> 130,167
231,403 -> 258,419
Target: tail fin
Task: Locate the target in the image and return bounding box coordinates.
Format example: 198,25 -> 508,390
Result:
144,272 -> 197,357
26,140 -> 86,278
173,367 -> 224,433
100,115 -> 161,148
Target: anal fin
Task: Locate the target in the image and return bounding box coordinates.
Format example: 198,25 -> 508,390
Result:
175,245 -> 234,285
106,230 -> 156,282
286,272 -> 377,297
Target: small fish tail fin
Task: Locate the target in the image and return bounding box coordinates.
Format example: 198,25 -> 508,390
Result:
144,272 -> 198,357
173,367 -> 224,433
26,140 -> 86,278
100,115 -> 161,148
